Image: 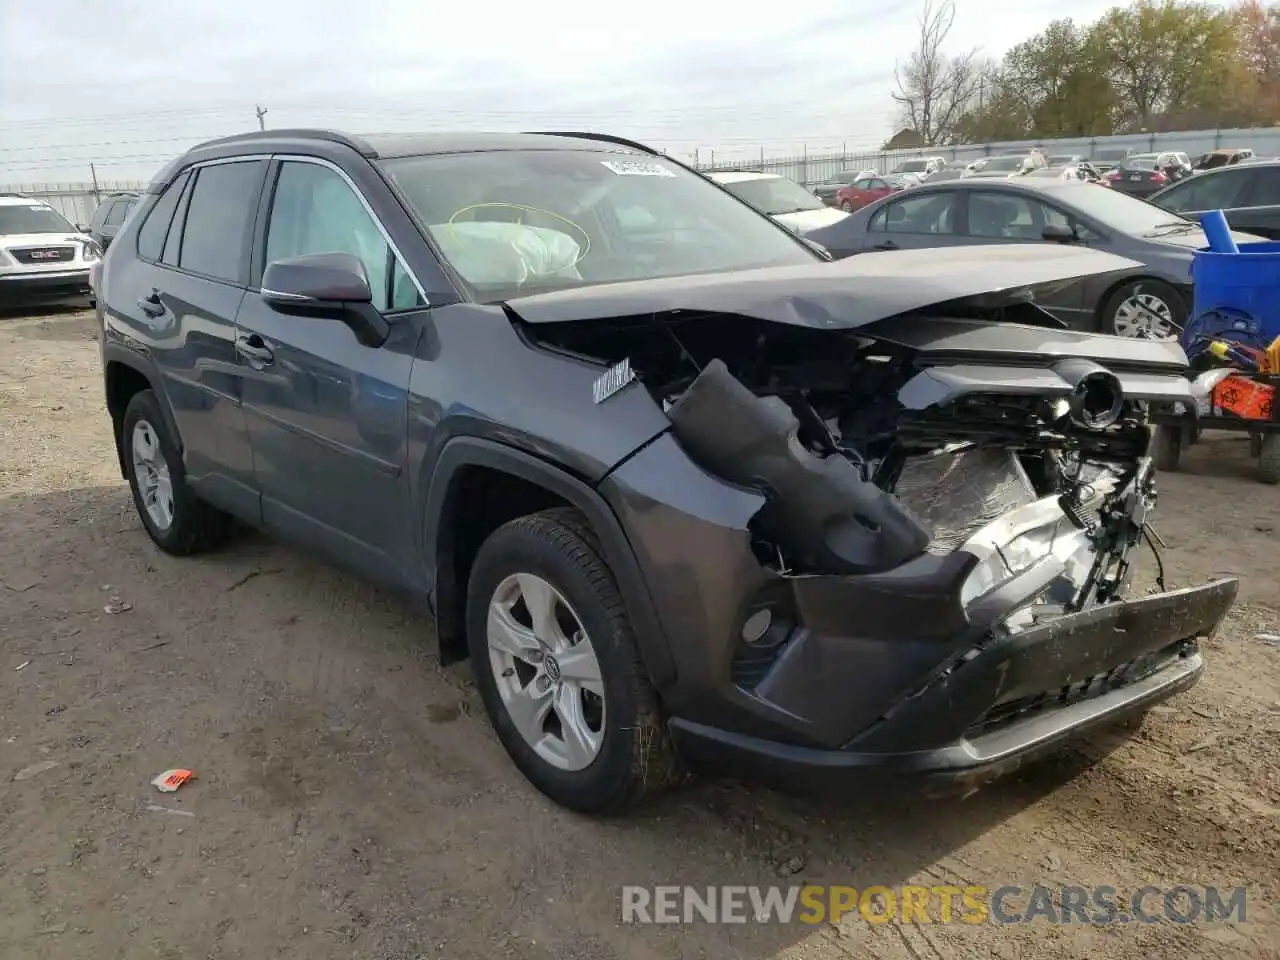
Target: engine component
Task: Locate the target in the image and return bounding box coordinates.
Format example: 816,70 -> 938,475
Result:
667,359 -> 932,575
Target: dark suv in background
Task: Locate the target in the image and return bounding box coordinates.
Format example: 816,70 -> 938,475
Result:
94,128 -> 1234,814
86,190 -> 140,251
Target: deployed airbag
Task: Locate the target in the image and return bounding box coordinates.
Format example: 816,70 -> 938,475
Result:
427,221 -> 583,286
667,360 -> 932,575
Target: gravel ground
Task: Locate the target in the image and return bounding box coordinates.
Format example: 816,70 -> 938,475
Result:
1,306 -> 1278,960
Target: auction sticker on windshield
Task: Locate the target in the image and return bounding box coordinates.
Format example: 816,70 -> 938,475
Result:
601,160 -> 677,178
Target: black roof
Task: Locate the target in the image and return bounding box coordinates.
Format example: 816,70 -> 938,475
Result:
149,128 -> 664,192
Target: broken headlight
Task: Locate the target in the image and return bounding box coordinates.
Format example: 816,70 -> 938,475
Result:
959,514 -> 1097,611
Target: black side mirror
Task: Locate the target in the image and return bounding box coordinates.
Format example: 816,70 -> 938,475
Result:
261,252 -> 389,347
1042,223 -> 1076,244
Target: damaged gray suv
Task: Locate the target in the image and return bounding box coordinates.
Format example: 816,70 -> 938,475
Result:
96,129 -> 1238,813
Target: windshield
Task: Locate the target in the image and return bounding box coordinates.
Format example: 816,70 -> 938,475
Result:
1059,184 -> 1192,235
895,159 -> 929,173
0,203 -> 77,235
982,157 -> 1025,171
380,150 -> 816,300
1121,159 -> 1159,171
719,176 -> 825,215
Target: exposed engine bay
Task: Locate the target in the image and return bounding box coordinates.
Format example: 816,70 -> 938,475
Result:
521,308 -> 1179,621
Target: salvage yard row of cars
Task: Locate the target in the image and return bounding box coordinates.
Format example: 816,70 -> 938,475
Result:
50,128 -> 1243,815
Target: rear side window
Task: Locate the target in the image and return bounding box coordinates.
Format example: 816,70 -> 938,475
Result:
104,200 -> 129,227
176,160 -> 267,285
136,172 -> 190,262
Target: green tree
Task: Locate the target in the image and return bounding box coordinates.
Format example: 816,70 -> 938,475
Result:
1088,0 -> 1241,130
1001,20 -> 1115,136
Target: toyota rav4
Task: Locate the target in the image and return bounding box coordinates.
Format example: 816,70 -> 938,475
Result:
95,129 -> 1237,813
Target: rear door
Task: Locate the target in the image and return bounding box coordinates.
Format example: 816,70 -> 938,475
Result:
116,159 -> 267,520
234,157 -> 427,587
863,190 -> 962,252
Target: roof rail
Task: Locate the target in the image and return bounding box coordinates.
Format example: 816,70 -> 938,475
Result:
528,131 -> 663,156
186,128 -> 377,157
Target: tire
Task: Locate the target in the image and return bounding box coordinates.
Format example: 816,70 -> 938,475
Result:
1101,279 -> 1187,339
122,389 -> 233,555
1259,434 -> 1280,485
1152,424 -> 1183,472
466,507 -> 684,814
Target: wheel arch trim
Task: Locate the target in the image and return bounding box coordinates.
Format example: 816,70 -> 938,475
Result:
421,436 -> 677,689
102,343 -> 183,477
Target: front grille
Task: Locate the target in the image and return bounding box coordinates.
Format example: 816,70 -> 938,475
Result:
10,246 -> 75,265
893,448 -> 1038,555
964,640 -> 1192,739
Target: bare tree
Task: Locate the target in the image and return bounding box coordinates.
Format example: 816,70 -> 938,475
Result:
891,0 -> 983,145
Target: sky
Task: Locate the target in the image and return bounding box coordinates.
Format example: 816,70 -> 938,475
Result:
0,0 -> 1204,185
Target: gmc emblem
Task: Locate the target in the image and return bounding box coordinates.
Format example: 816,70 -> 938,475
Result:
30,250 -> 59,259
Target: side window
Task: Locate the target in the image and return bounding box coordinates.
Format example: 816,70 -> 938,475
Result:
135,172 -> 190,262
265,161 -> 423,313
968,192 -> 1053,240
178,160 -> 267,284
883,193 -> 957,234
162,176 -> 194,267
1159,169 -> 1252,213
103,201 -> 128,227
1242,169 -> 1280,207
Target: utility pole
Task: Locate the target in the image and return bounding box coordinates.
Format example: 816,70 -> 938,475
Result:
255,105 -> 268,130
89,162 -> 100,201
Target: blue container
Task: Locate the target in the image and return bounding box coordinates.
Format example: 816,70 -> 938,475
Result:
1191,241 -> 1280,345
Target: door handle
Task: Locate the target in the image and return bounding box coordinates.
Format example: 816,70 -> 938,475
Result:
873,240 -> 899,251
235,334 -> 274,366
137,290 -> 165,318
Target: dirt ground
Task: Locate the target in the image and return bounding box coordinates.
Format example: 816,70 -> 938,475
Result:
0,306 -> 1278,960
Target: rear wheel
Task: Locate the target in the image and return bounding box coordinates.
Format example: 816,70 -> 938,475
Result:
466,507 -> 684,814
122,390 -> 233,555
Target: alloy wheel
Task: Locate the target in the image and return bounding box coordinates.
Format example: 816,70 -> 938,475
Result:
131,419 -> 174,531
486,572 -> 606,772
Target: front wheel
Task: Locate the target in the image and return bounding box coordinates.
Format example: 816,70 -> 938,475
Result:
466,507 -> 684,814
1152,424 -> 1183,472
1102,279 -> 1186,339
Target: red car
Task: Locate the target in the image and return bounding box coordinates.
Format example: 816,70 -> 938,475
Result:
834,175 -> 905,212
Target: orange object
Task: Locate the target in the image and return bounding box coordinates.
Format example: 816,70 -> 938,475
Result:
1267,334 -> 1280,375
151,768 -> 196,793
1211,374 -> 1275,421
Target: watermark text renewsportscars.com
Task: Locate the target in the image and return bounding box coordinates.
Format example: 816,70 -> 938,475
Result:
621,884 -> 1248,926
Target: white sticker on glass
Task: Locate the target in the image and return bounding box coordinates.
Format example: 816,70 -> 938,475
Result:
600,160 -> 677,178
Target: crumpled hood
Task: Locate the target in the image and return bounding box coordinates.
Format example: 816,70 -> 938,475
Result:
504,244 -> 1144,330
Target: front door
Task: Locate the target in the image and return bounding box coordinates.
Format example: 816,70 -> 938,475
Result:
235,158 -> 428,588
960,190 -> 1088,325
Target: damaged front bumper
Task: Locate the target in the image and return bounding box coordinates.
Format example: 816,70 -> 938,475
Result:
602,433 -> 1238,793
668,580 -> 1235,793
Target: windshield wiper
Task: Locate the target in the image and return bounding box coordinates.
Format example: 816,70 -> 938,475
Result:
773,207 -> 822,215
1146,221 -> 1200,236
